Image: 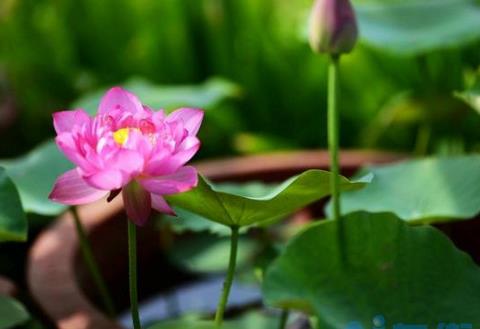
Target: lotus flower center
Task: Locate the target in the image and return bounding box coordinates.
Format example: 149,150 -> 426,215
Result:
113,128 -> 132,145
113,124 -> 155,146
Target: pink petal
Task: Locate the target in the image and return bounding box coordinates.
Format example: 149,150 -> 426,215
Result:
55,134 -> 96,172
146,137 -> 200,176
144,148 -> 170,175
49,169 -> 108,205
53,110 -> 90,134
169,121 -> 188,145
121,130 -> 153,158
140,166 -> 198,195
142,105 -> 156,115
177,136 -> 201,153
83,170 -> 129,191
166,108 -> 204,135
107,148 -> 145,177
166,137 -> 201,171
152,110 -> 166,125
151,194 -> 175,215
98,87 -> 144,115
122,181 -> 152,226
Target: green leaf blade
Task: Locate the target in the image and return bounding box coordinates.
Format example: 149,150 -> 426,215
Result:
166,170 -> 368,227
168,234 -> 258,274
73,77 -> 240,115
332,156 -> 480,224
0,296 -> 29,329
0,141 -> 72,216
356,0 -> 480,56
0,168 -> 27,242
263,212 -> 480,327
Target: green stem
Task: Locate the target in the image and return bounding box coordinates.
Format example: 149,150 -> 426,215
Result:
328,56 -> 341,221
70,207 -> 115,317
128,220 -> 142,329
214,226 -> 240,327
278,309 -> 289,329
414,124 -> 431,156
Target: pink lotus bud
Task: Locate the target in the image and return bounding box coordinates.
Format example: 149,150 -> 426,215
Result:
309,0 -> 358,55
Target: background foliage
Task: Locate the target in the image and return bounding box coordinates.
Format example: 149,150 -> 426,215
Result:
1,0 -> 480,158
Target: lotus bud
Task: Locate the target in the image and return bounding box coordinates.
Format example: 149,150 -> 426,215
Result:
309,0 -> 358,56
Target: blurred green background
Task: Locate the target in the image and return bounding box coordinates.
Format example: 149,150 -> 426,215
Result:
1,0 -> 480,158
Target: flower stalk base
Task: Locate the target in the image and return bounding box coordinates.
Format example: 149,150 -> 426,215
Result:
214,226 -> 240,327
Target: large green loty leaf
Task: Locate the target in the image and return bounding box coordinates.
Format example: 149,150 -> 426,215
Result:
164,181 -> 292,236
0,141 -> 72,216
0,168 -> 28,242
330,156 -> 480,224
166,170 -> 369,228
263,212 -> 480,327
355,0 -> 480,55
72,77 -> 241,115
0,296 -> 29,329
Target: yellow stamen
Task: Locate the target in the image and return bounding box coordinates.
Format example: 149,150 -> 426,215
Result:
113,128 -> 130,145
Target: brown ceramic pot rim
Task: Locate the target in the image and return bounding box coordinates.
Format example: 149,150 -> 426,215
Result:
27,150 -> 405,329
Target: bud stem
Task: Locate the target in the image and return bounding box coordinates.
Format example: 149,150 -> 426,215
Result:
328,55 -> 341,221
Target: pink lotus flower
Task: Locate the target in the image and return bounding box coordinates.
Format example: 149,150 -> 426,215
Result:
49,87 -> 204,225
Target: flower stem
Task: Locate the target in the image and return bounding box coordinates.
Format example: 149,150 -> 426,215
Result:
70,206 -> 115,317
414,124 -> 431,156
278,309 -> 289,329
328,55 -> 341,221
214,226 -> 240,327
128,219 -> 142,329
